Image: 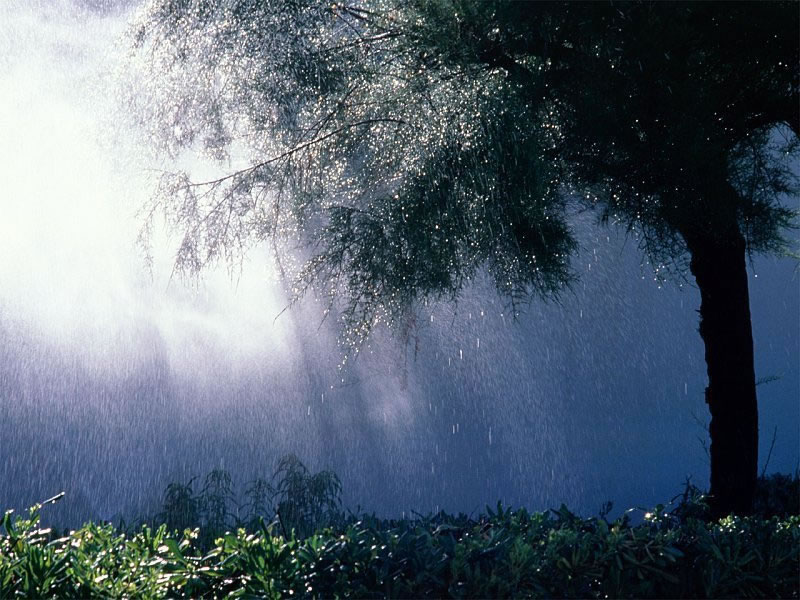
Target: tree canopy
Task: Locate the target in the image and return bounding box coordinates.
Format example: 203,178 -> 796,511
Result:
130,1 -> 797,336
129,0 -> 581,353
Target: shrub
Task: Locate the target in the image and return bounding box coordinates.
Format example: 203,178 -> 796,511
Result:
146,454 -> 342,546
2,489 -> 798,598
753,473 -> 800,519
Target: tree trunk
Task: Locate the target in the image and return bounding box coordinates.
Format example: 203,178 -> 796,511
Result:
686,227 -> 758,517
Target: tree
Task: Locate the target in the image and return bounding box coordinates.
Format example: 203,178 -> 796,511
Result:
128,0 -> 576,352
128,0 -> 798,516
446,1 -> 799,518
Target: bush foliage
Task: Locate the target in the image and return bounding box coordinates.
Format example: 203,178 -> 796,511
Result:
147,455 -> 342,546
1,473 -> 798,598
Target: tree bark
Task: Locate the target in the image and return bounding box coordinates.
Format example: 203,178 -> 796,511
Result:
686,225 -> 758,517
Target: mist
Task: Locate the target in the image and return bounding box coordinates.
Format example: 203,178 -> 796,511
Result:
0,0 -> 797,527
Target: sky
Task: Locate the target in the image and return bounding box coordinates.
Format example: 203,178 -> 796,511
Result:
0,0 -> 797,526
